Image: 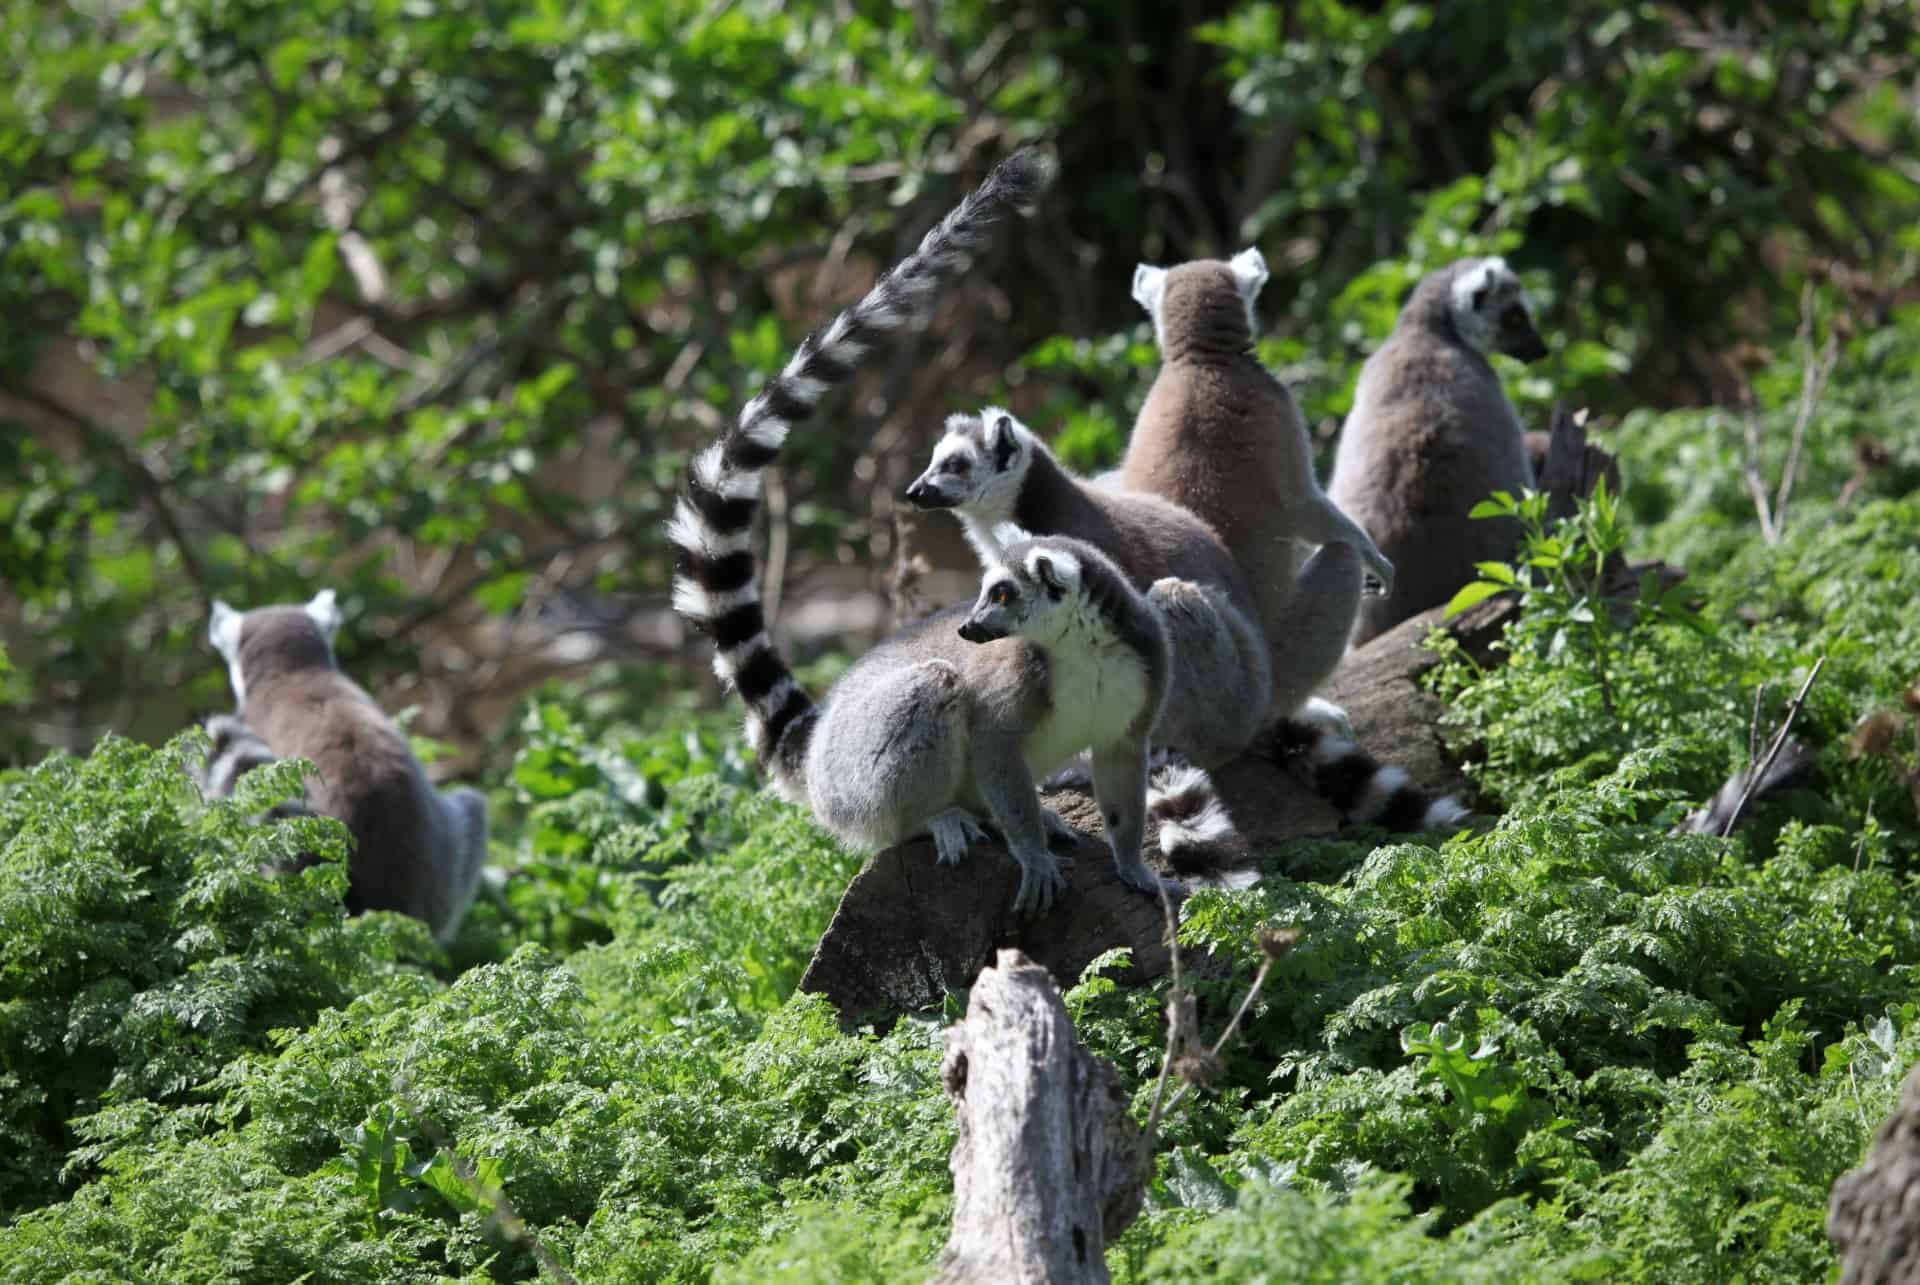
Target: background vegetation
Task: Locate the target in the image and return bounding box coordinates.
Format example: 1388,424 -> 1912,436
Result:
6,0 -> 1918,764
3,0 -> 1919,1280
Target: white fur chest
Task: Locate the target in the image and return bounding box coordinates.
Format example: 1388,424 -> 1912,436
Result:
1022,607 -> 1153,776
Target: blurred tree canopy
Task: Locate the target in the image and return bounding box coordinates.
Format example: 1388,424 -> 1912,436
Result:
2,0 -> 1916,764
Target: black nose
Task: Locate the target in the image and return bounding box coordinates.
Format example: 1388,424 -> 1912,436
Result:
904,480 -> 930,507
958,618 -> 990,644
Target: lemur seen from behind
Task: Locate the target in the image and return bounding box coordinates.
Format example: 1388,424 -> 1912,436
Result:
1123,249 -> 1393,722
1329,256 -> 1548,646
208,590 -> 490,942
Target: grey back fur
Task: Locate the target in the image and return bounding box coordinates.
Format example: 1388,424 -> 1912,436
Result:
209,595 -> 489,942
1329,256 -> 1545,646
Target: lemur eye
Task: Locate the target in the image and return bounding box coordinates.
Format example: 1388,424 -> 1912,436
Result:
989,583 -> 1012,605
941,457 -> 965,475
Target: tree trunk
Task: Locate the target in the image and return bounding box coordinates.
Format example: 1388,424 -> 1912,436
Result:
935,949 -> 1145,1284
1831,1061 -> 1920,1284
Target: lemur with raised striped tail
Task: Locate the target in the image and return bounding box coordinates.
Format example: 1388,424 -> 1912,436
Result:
909,407 -> 1468,833
1124,249 -> 1394,724
1329,256 -> 1548,646
671,150 -> 1207,913
207,590 -> 490,942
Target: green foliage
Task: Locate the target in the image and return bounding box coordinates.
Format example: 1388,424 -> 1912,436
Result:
2,2 -> 1919,1279
6,0 -> 1917,758
0,732 -> 419,1215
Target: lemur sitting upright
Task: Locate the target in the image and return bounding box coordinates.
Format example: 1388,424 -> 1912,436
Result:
909,408 -> 1468,833
208,590 -> 489,942
906,407 -> 1271,770
1329,256 -> 1548,646
1123,248 -> 1394,722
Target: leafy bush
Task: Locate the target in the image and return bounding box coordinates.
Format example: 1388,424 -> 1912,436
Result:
0,732 -> 419,1215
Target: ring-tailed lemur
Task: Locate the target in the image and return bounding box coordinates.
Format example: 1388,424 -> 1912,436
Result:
910,408 -> 1468,832
906,408 -> 1271,769
669,149 -> 1203,912
208,590 -> 490,942
1123,249 -> 1392,725
957,534 -> 1191,899
1328,256 -> 1548,647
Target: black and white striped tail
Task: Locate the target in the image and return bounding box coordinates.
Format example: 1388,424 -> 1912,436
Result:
667,148 -> 1057,793
1268,718 -> 1471,832
1147,761 -> 1246,870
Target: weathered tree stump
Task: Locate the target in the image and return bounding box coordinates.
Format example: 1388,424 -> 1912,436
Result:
1529,402 -> 1624,526
1830,1061 -> 1920,1283
934,949 -> 1144,1285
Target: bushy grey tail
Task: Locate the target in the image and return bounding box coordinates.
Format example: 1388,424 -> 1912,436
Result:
1268,718 -> 1471,832
668,148 -> 1056,794
1147,760 -> 1245,870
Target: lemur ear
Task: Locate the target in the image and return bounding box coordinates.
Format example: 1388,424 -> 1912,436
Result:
1228,247 -> 1269,300
1131,264 -> 1167,315
209,601 -> 243,658
1031,555 -> 1060,592
304,589 -> 343,641
988,412 -> 1020,471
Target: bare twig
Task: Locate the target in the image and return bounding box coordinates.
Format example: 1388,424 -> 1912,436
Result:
1772,284 -> 1842,539
1721,656 -> 1827,838
1739,393 -> 1779,544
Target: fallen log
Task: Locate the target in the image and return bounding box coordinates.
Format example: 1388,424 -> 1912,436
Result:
934,949 -> 1144,1285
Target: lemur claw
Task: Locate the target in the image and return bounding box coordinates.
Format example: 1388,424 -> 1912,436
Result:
927,807 -> 991,866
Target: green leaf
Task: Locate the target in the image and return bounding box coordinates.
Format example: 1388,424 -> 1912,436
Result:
1444,580 -> 1508,617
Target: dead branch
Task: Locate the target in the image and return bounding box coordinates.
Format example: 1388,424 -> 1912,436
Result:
1720,656 -> 1827,838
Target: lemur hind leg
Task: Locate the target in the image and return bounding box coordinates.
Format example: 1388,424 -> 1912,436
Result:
1091,738 -> 1186,898
1300,491 -> 1395,595
808,660 -> 970,853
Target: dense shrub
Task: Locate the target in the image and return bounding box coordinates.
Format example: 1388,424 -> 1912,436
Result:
0,733 -> 418,1215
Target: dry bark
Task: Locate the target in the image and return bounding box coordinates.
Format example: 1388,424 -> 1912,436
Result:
934,949 -> 1145,1285
1831,1061 -> 1920,1284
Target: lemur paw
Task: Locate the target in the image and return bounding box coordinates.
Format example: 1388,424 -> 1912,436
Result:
1295,697 -> 1355,741
1010,849 -> 1071,916
1040,755 -> 1093,792
1113,859 -> 1188,901
1040,807 -> 1081,850
927,807 -> 991,866
1362,549 -> 1395,597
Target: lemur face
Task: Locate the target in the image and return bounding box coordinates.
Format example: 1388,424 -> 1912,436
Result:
1451,258 -> 1548,362
958,543 -> 1082,645
905,410 -> 1028,513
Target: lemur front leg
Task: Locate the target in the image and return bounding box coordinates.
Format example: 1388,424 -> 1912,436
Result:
970,730 -> 1072,915
1268,540 -> 1364,722
1090,736 -> 1186,898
